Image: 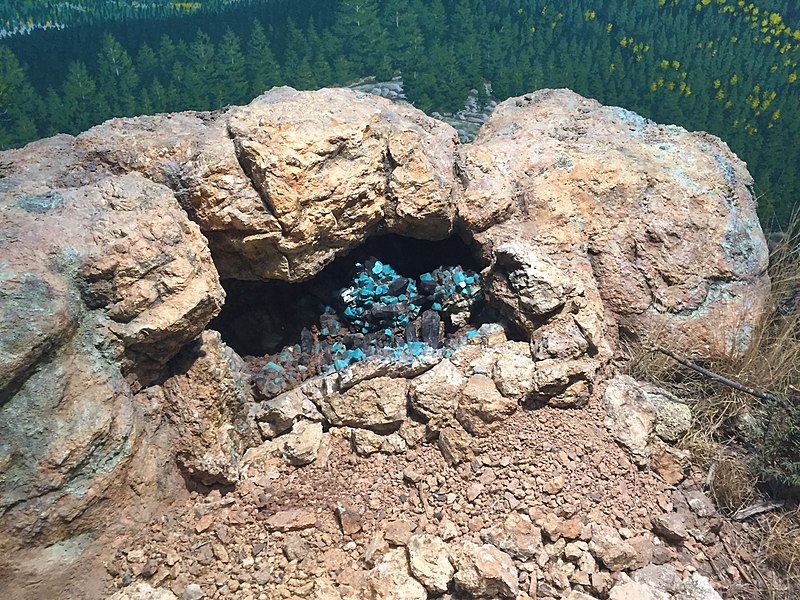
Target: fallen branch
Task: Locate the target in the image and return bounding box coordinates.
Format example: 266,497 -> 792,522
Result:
721,535 -> 758,588
733,500 -> 785,521
650,345 -> 782,403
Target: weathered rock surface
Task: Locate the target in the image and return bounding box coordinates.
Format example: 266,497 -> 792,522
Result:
278,420 -> 324,466
589,525 -> 640,571
609,573 -> 670,600
367,548 -> 427,600
162,330 -> 252,484
632,564 -> 684,595
460,89 -> 769,358
351,429 -> 408,456
107,582 -> 178,600
0,142 -> 223,573
264,509 -> 317,532
78,88 -> 460,282
492,351 -> 537,400
0,86 -> 770,598
481,513 -> 543,561
455,374 -> 517,436
678,573 -> 724,600
451,541 -> 519,598
603,375 -> 695,473
409,358 -> 465,425
406,534 -> 454,593
603,375 -> 658,466
255,386 -> 324,438
320,377 -> 408,431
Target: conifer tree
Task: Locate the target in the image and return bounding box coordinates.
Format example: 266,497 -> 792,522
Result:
335,0 -> 390,77
183,30 -> 215,109
135,43 -> 158,83
149,77 -> 168,114
97,33 -> 139,117
246,19 -> 281,97
43,87 -> 65,136
380,0 -> 422,76
282,19 -> 306,88
295,58 -> 318,90
156,34 -> 177,80
62,60 -> 98,134
213,29 -> 248,107
0,46 -> 40,148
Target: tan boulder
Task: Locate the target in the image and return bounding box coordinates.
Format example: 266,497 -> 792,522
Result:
451,541 -> 519,599
0,140 -> 222,564
589,525 -> 640,571
603,375 -> 658,466
278,420 -> 324,466
162,330 -> 254,484
409,358 -> 465,423
351,429 -> 408,456
459,89 -> 769,358
0,86 -> 772,596
455,374 -> 517,436
406,534 -> 454,593
82,88 -> 459,281
532,358 -> 602,408
481,513 -> 543,561
436,424 -> 476,466
491,347 -> 537,400
366,548 -> 427,600
320,377 -> 408,431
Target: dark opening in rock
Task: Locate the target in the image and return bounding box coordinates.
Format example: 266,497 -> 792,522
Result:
210,234 -> 487,358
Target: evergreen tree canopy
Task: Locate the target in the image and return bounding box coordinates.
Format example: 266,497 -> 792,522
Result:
1,0 -> 799,227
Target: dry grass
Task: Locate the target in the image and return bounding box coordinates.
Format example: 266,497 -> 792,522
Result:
624,214 -> 800,483
761,509 -> 800,575
710,456 -> 758,515
724,222 -> 800,410
622,215 -> 800,594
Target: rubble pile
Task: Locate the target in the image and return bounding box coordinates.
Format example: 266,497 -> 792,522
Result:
251,259 -> 487,400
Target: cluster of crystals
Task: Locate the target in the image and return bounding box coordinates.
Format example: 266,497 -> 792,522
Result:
252,259 -> 485,399
338,258 -> 482,335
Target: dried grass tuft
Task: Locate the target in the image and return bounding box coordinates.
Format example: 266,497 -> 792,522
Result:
710,456 -> 758,516
726,220 -> 800,409
762,509 -> 800,576
678,428 -> 721,470
624,213 -> 800,488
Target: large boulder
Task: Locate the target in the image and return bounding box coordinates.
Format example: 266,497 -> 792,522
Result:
0,139 -> 222,557
459,89 -> 769,358
319,377 -> 408,431
78,87 -> 460,281
0,87 -> 770,597
0,139 -> 224,598
451,541 -> 519,599
161,330 -> 254,484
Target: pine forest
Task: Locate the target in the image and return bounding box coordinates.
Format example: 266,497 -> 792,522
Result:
1,0 -> 798,227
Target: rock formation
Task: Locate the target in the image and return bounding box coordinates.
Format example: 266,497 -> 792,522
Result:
0,87 -> 769,598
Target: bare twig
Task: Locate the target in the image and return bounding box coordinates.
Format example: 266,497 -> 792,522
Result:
722,535 -> 757,588
650,345 -> 782,402
706,462 -> 718,488
733,501 -> 786,521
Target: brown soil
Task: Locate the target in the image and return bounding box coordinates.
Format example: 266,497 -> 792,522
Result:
96,394 -> 731,599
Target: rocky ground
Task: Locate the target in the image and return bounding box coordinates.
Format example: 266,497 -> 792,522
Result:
101,380 -> 779,600
1,87 -> 778,600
